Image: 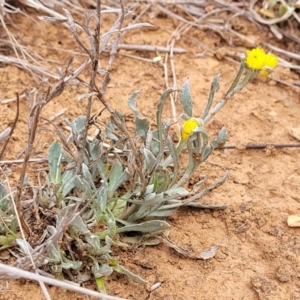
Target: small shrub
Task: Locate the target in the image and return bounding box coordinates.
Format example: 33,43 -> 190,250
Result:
0,0 -> 278,292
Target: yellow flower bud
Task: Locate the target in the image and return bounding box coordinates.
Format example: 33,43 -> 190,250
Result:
181,118 -> 200,141
259,69 -> 270,78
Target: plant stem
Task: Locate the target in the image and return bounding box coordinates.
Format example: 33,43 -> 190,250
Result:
161,139 -> 186,168
76,0 -> 101,174
225,63 -> 245,96
204,70 -> 256,124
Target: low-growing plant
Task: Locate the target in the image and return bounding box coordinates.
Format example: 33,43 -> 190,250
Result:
0,0 -> 278,294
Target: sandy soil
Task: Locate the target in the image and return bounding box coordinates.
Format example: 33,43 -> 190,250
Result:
0,3 -> 300,300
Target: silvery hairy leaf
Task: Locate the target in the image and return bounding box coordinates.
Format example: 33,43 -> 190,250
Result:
16,239 -> 33,255
108,160 -> 129,197
140,146 -> 156,174
180,79 -> 193,117
117,220 -> 170,234
92,262 -> 113,278
202,73 -> 221,119
48,141 -> 62,184
128,90 -> 150,141
113,264 -> 148,284
61,256 -> 82,270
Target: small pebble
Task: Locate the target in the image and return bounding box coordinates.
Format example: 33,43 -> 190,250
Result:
289,127 -> 300,141
150,282 -> 162,291
287,214 -> 300,227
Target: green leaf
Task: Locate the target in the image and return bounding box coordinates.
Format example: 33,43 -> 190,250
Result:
153,172 -> 170,194
115,110 -> 125,124
71,215 -> 90,235
96,182 -> 108,212
167,135 -> 179,187
9,218 -> 18,234
105,121 -> 119,141
48,243 -> 62,263
156,88 -> 176,145
146,184 -> 154,194
128,90 -> 142,117
117,220 -> 170,234
135,117 -> 150,142
193,126 -> 208,154
149,130 -> 160,155
215,126 -> 227,148
108,160 -> 128,197
183,171 -> 229,207
128,90 -> 150,141
105,235 -> 128,248
61,256 -> 82,270
202,74 -> 220,119
82,163 -> 96,190
0,183 -> 6,198
180,79 -> 193,117
48,141 -> 62,184
73,175 -> 93,197
124,191 -> 162,206
141,146 -> 157,174
89,139 -> 101,160
279,4 -> 288,17
16,238 -> 33,255
95,277 -> 106,293
0,234 -> 17,246
61,169 -> 76,197
122,235 -> 161,246
92,263 -> 113,278
146,208 -> 177,217
164,187 -> 190,198
72,116 -> 86,136
127,193 -> 165,221
113,264 -> 148,284
110,198 -> 127,219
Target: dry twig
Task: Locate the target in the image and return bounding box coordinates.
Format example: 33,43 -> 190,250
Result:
0,263 -> 126,300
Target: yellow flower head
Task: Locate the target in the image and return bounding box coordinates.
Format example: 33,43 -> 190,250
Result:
181,118 -> 200,141
264,53 -> 278,69
245,48 -> 266,70
245,48 -> 278,77
260,53 -> 279,77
